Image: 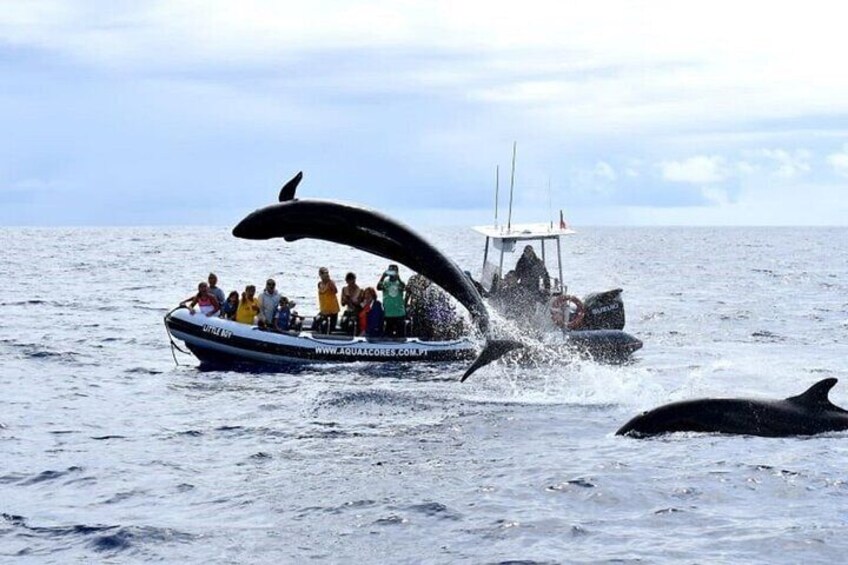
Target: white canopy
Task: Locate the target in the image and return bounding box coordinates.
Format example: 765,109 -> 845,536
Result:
472,223 -> 576,240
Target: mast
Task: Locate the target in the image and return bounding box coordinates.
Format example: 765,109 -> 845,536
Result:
547,176 -> 553,230
507,141 -> 516,232
494,165 -> 499,228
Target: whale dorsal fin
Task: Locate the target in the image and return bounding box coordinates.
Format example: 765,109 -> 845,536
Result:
786,378 -> 839,409
278,171 -> 303,202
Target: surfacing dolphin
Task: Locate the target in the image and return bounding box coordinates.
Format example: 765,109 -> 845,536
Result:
232,172 -> 522,381
617,378 -> 848,438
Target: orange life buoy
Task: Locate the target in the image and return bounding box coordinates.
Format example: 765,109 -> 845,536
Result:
549,294 -> 585,330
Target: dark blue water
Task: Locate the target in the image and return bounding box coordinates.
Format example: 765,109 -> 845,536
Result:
2,226 -> 848,563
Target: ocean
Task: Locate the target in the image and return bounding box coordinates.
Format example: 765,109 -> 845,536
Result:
2,226 -> 848,563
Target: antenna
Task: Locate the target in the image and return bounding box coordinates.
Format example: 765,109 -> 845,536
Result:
507,141 -> 516,232
494,165 -> 500,228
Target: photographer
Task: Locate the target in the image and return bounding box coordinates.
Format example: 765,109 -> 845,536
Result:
377,264 -> 406,337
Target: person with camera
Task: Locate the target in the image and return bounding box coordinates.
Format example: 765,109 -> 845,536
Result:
377,264 -> 406,337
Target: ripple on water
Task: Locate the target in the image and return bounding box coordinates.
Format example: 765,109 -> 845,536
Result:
2,514 -> 196,557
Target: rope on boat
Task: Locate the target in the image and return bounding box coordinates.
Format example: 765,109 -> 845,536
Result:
164,306 -> 193,366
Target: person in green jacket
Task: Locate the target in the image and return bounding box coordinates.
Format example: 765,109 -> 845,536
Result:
377,264 -> 406,337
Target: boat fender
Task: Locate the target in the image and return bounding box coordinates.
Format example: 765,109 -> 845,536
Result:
550,294 -> 585,330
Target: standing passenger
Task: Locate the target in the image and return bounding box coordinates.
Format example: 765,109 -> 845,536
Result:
258,278 -> 281,328
377,264 -> 406,337
207,273 -> 226,306
317,267 -> 340,332
340,272 -> 362,334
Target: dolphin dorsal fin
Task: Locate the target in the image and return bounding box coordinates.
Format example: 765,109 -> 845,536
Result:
787,378 -> 839,408
278,171 -> 303,202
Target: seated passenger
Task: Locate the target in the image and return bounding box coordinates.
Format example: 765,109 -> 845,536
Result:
180,281 -> 220,317
236,285 -> 260,324
358,287 -> 384,337
220,291 -> 239,320
274,297 -> 296,331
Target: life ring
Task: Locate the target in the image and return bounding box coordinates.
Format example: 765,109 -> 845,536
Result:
550,294 -> 585,330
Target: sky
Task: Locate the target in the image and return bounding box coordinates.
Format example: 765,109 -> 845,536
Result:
2,1 -> 848,227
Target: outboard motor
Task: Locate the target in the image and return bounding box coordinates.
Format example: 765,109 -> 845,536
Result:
581,288 -> 625,330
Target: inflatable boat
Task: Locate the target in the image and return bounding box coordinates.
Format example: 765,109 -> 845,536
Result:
165,307 -> 477,369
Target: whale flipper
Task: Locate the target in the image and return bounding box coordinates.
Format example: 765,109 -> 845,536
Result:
460,339 -> 523,382
787,378 -> 839,409
278,171 -> 303,202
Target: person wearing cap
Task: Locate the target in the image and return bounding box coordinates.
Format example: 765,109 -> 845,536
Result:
377,264 -> 406,337
317,267 -> 340,332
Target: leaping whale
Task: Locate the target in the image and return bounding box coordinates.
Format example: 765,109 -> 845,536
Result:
617,378 -> 848,438
232,172 -> 522,381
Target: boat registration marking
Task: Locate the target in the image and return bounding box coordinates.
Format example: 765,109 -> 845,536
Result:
203,325 -> 233,339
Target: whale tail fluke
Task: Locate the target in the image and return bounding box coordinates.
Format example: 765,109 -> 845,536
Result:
460,339 -> 523,382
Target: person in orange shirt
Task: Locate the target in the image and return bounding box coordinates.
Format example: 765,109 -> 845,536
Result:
316,267 -> 340,333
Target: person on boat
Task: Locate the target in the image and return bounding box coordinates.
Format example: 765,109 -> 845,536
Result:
236,285 -> 260,324
377,264 -> 406,337
180,281 -> 220,317
358,287 -> 384,337
340,272 -> 363,334
515,245 -> 550,294
220,290 -> 239,320
207,273 -> 226,306
274,297 -> 295,331
258,278 -> 281,328
316,267 -> 340,333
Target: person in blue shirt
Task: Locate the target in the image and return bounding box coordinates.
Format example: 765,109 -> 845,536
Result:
274,297 -> 295,331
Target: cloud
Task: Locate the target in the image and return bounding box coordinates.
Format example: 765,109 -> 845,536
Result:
2,2 -> 848,225
754,148 -> 811,178
827,144 -> 848,178
660,156 -> 728,184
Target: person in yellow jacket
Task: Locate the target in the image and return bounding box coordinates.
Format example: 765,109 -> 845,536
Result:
236,285 -> 260,324
316,267 -> 340,333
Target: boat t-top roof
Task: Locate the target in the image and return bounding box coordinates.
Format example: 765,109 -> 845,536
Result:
472,223 -> 576,241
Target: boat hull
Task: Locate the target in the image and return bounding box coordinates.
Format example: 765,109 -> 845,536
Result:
165,308 -> 477,369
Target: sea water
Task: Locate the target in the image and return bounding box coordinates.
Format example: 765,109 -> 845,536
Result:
1,226 -> 848,563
